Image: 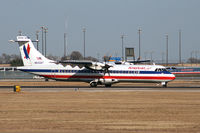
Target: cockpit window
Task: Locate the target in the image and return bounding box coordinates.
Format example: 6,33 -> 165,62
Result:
155,68 -> 167,72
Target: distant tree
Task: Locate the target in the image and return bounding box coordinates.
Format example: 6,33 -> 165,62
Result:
46,54 -> 60,61
0,53 -> 22,66
187,57 -> 200,63
61,56 -> 70,61
70,51 -> 83,60
85,56 -> 98,62
10,57 -> 23,66
0,53 -> 11,64
0,56 -> 3,64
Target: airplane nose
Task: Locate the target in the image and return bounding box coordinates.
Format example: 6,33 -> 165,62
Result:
171,74 -> 176,80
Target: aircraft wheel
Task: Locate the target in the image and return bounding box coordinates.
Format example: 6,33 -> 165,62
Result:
105,84 -> 112,87
161,82 -> 167,88
163,84 -> 167,88
90,82 -> 97,87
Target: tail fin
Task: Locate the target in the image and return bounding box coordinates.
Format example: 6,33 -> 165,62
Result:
16,36 -> 52,66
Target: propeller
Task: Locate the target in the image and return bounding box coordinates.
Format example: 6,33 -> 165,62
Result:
166,67 -> 176,70
102,55 -> 112,75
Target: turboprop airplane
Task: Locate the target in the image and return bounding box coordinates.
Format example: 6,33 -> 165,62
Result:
10,36 -> 175,87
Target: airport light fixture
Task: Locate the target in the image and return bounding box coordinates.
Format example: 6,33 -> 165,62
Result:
166,34 -> 168,66
18,30 -> 22,36
83,27 -> 86,59
36,30 -> 39,51
121,34 -> 124,61
64,33 -> 67,57
138,28 -> 142,60
44,27 -> 48,57
41,27 -> 44,55
179,30 -> 182,64
41,26 -> 48,56
120,34 -> 128,61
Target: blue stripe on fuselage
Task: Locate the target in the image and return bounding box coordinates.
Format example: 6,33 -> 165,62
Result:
18,69 -> 172,74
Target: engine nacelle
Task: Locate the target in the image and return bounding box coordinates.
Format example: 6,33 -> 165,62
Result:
87,62 -> 112,71
87,62 -> 105,70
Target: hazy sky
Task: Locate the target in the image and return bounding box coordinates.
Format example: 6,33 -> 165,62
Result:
0,0 -> 200,62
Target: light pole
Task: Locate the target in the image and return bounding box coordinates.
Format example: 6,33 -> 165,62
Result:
150,51 -> 154,62
36,30 -> 39,51
44,27 -> 48,57
166,34 -> 168,66
18,30 -> 22,36
64,33 -> 67,57
138,28 -> 142,60
41,27 -> 44,55
179,30 -> 182,64
121,34 -> 124,61
83,27 -> 86,59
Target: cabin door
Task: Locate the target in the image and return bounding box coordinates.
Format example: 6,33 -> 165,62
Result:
51,69 -> 56,79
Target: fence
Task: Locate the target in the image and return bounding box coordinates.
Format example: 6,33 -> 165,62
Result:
0,67 -> 34,79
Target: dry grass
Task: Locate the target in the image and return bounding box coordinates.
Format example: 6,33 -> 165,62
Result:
0,91 -> 200,133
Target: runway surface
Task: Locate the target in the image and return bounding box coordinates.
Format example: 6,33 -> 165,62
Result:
1,86 -> 200,92
0,79 -> 200,92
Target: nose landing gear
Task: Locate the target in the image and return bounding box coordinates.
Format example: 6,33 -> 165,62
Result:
161,82 -> 168,88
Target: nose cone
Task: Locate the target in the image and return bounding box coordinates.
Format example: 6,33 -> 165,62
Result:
171,73 -> 176,80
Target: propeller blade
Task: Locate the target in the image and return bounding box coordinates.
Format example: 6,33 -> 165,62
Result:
102,63 -> 112,76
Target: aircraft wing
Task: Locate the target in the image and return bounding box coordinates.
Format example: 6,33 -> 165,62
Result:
58,60 -> 112,71
128,60 -> 151,64
59,60 -> 93,66
166,66 -> 176,70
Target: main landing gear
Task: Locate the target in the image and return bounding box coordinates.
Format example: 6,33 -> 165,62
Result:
90,82 -> 97,87
161,82 -> 168,88
89,81 -> 112,87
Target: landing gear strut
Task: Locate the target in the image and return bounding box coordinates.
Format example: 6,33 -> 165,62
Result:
161,82 -> 167,88
90,82 -> 97,87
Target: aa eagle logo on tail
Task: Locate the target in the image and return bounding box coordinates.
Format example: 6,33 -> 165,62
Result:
23,44 -> 30,59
